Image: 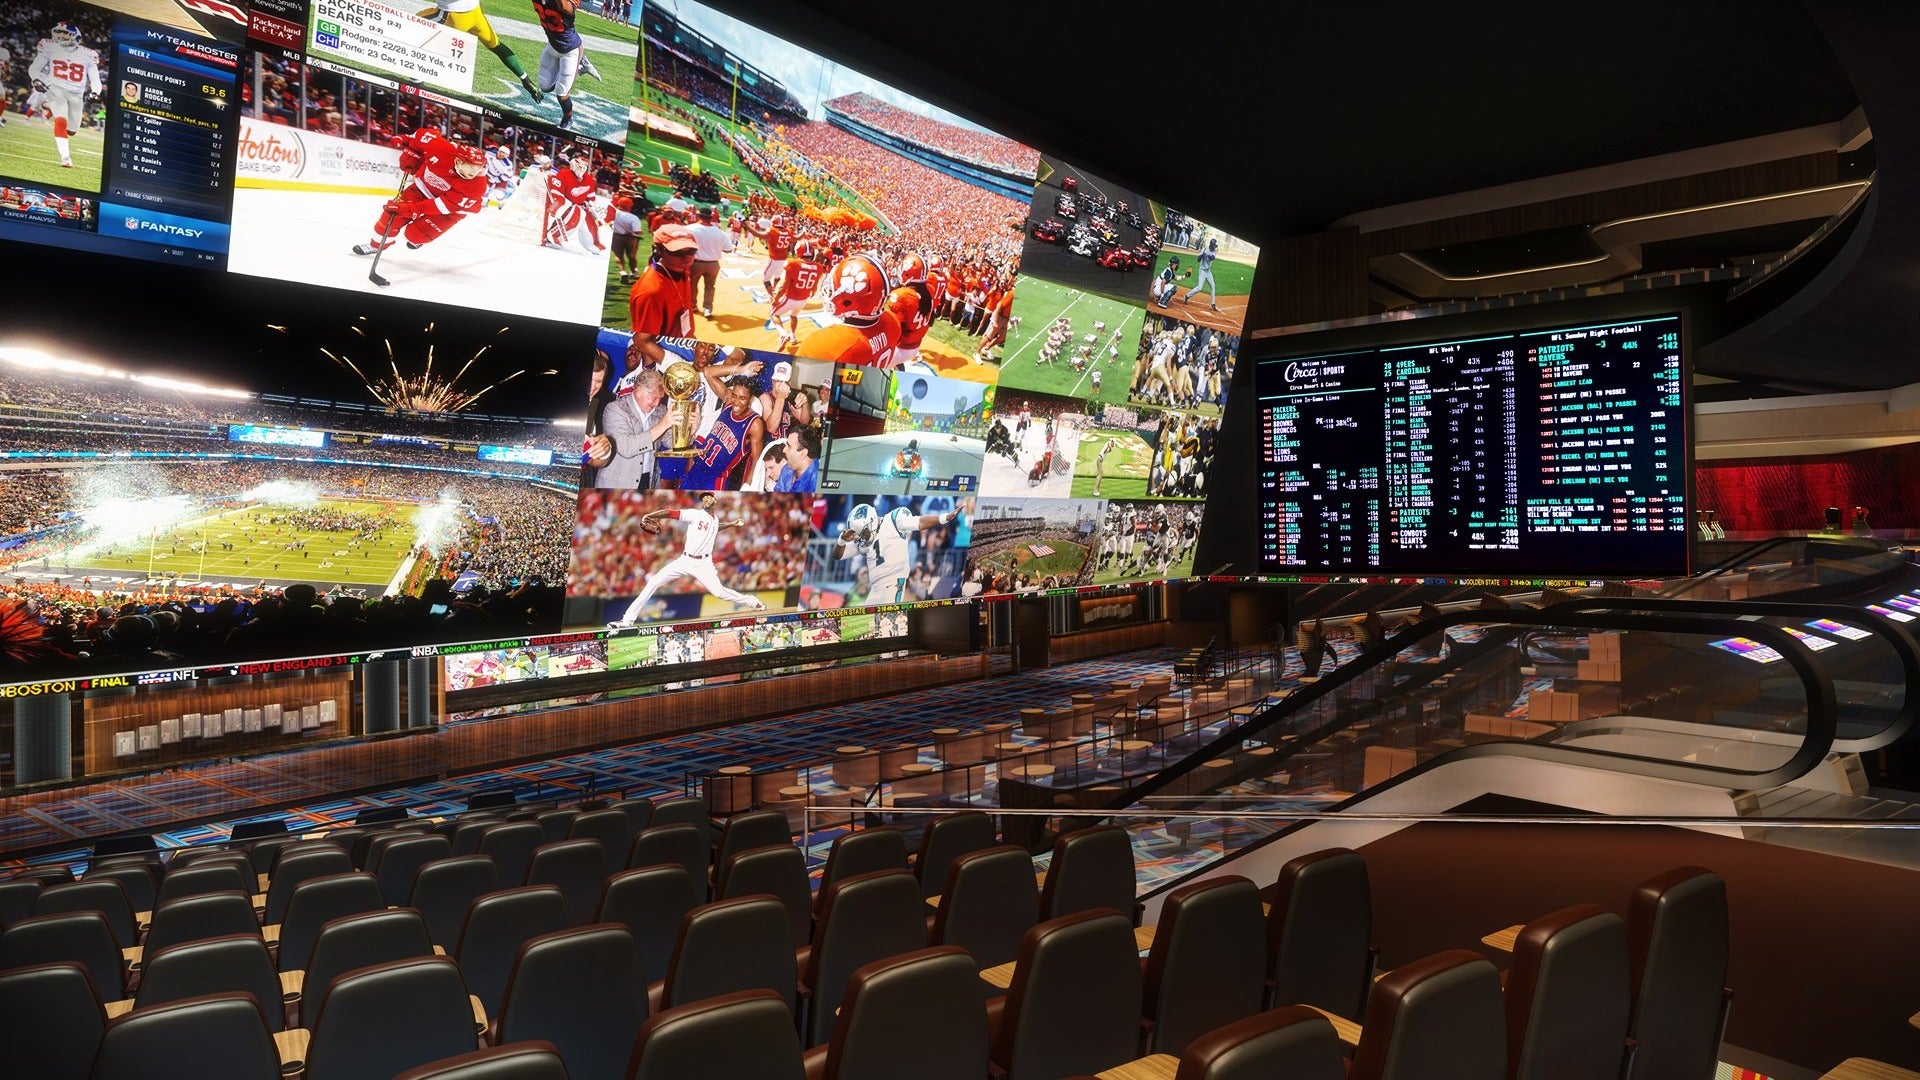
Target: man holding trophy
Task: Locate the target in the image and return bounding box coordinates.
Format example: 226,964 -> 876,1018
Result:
588,336 -> 765,490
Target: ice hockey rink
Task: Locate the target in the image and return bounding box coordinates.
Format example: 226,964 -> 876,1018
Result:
228,188 -> 610,325
979,416 -> 1081,498
822,430 -> 988,497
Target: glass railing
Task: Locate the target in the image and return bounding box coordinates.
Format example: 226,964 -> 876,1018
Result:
1656,535 -> 1907,601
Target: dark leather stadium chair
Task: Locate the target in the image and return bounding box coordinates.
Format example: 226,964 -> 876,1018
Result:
304,956 -> 478,1080
717,844 -> 813,949
349,829 -> 395,872
930,845 -> 1039,980
803,946 -> 988,1080
628,823 -> 708,892
262,845 -> 353,925
300,907 -> 436,1029
0,878 -> 44,928
527,839 -> 607,927
1349,950 -> 1506,1080
655,895 -> 799,1016
409,855 -> 503,950
913,810 -> 998,900
1168,1005 -> 1347,1080
597,865 -> 699,985
33,879 -> 138,949
83,864 -> 159,917
627,988 -> 805,1080
612,797 -> 656,834
988,910 -> 1143,1080
535,809 -> 579,845
1039,824 -> 1138,924
1624,867 -> 1731,1080
0,910 -> 126,1000
1505,904 -> 1630,1080
394,1042 -> 573,1080
13,865 -> 75,886
649,796 -> 713,857
143,890 -> 261,957
153,862 -> 250,909
1267,847 -> 1373,1018
134,933 -> 287,1031
478,822 -> 545,888
715,809 -> 792,871
166,849 -> 251,878
800,869 -> 930,1046
274,871 -> 384,974
569,809 -> 636,878
243,837 -> 294,879
0,962 -> 107,1080
495,924 -> 649,1080
814,828 -> 909,913
451,820 -> 499,857
91,992 -> 284,1080
1142,875 -> 1267,1055
310,829 -> 365,865
458,885 -> 574,1018
374,834 -> 453,908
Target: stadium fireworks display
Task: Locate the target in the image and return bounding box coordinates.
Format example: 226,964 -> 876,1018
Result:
303,324 -> 558,415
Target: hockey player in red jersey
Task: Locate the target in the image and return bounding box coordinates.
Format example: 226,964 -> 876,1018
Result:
796,253 -> 901,368
353,129 -> 488,256
886,251 -> 941,373
543,152 -> 604,252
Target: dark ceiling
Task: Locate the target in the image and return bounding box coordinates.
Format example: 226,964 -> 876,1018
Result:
715,0 -> 1920,391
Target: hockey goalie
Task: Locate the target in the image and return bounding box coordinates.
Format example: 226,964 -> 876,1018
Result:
543,154 -> 606,253
352,129 -> 487,257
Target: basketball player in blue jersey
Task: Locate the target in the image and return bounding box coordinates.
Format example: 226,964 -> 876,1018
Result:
681,377 -> 765,490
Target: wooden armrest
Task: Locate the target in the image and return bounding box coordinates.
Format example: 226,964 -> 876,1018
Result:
433,944 -> 446,956
105,998 -> 134,1018
279,970 -> 304,1002
1097,1054 -> 1180,1079
925,895 -> 942,909
257,873 -> 270,893
1304,1004 -> 1362,1047
1910,1010 -> 1920,1031
1133,925 -> 1156,951
979,961 -> 1016,989
274,1027 -> 309,1075
263,924 -> 281,945
123,945 -> 143,971
1821,1060 -> 1920,1080
1481,924 -> 1522,953
470,994 -> 488,1034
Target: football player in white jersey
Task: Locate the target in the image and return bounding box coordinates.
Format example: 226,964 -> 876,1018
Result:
832,501 -> 956,605
0,44 -> 12,126
30,22 -> 101,169
612,492 -> 768,626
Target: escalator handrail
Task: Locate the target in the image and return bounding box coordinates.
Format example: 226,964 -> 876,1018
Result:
1656,534 -> 1895,598
1107,607 -> 1839,812
1550,596 -> 1920,753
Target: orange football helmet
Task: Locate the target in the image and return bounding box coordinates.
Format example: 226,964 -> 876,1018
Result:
826,255 -> 891,321
897,252 -> 928,284
794,238 -> 818,260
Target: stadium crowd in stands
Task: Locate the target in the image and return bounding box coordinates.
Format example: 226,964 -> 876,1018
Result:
823,93 -> 1036,176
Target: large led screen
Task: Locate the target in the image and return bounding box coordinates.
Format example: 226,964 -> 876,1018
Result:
1255,314 -> 1688,577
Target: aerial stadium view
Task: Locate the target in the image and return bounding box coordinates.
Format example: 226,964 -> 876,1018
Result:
0,260 -> 586,673
611,0 -> 1036,381
962,496 -> 1103,597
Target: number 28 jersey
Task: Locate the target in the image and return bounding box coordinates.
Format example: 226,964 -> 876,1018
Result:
32,39 -> 102,96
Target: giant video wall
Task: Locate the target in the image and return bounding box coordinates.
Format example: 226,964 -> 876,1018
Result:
0,0 -> 1259,683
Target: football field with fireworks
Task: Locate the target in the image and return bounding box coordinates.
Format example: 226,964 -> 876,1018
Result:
40,501 -> 417,591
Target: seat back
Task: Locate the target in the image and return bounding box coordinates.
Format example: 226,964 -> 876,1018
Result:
154,863 -> 251,909
301,907 -> 436,1028
1350,950 -> 1506,1080
1173,1005 -> 1348,1080
263,846 -> 353,925
13,865 -> 75,886
91,992 -> 284,1080
662,895 -> 799,1014
349,829 -> 396,871
306,956 -> 479,1080
0,962 -> 106,1080
497,924 -> 650,1080
450,820 -> 497,857
628,823 -> 707,887
394,1043 -> 573,1080
536,809 -> 579,845
991,910 -> 1143,1080
245,837 -> 295,879
817,947 -> 986,1080
802,869 -> 931,1046
1268,847 -> 1373,1019
83,865 -> 159,916
914,811 -> 998,900
143,890 -> 261,956
409,855 -> 503,950
717,844 -> 812,949
817,828 -> 910,909
649,797 -> 712,855
930,845 -> 1039,974
478,822 -> 545,888
527,839 -> 608,926
0,910 -> 125,1000
0,879 -> 43,928
135,934 -> 285,1031
1506,904 -> 1630,1080
457,885 -> 574,1017
627,988 -> 805,1080
1625,867 -> 1729,1080
33,879 -> 138,949
276,871 -> 383,973
1144,876 -> 1267,1055
1039,825 -> 1137,923
715,809 -> 791,870
612,797 -> 656,833
598,865 -> 699,985
374,835 -> 453,907
570,810 -> 636,878
167,849 -> 252,880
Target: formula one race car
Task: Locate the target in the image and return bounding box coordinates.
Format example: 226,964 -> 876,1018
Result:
1062,176 -> 1078,192
1126,212 -> 1145,230
1055,194 -> 1076,218
1030,217 -> 1066,243
1128,244 -> 1155,268
1068,226 -> 1103,257
1098,245 -> 1136,271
